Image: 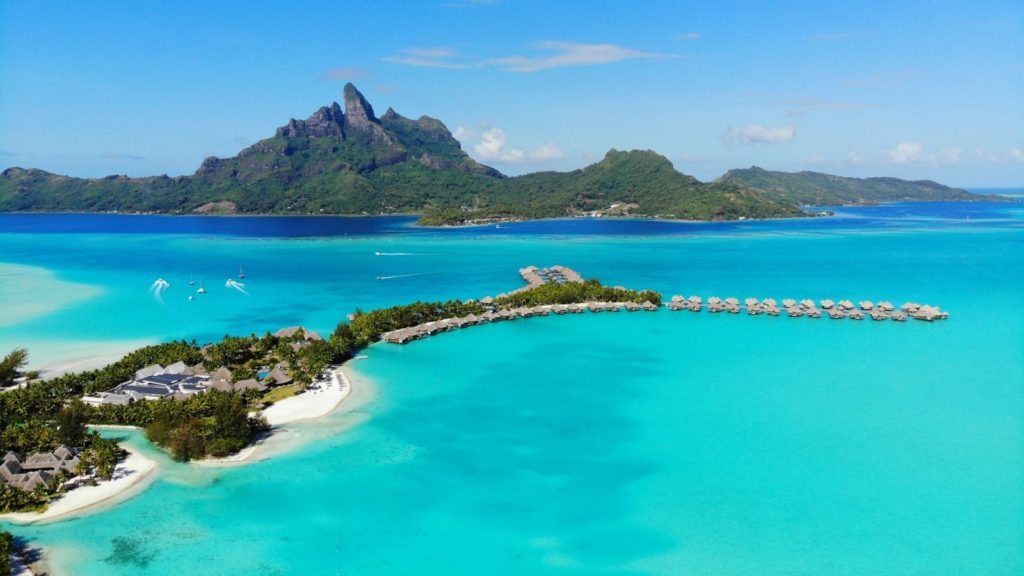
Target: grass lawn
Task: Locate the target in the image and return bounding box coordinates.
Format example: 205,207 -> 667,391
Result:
261,384 -> 302,404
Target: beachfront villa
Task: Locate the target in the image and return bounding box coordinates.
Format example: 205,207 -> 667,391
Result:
82,362 -> 212,406
1,445 -> 80,491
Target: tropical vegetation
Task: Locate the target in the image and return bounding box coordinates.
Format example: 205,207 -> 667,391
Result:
0,530 -> 13,576
716,166 -> 1005,206
494,279 -> 662,308
0,84 -> 856,223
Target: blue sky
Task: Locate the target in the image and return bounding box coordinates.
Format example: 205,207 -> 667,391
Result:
1,0 -> 1021,186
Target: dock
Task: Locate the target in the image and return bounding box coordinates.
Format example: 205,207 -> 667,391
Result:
666,295 -> 948,322
380,266 -> 949,345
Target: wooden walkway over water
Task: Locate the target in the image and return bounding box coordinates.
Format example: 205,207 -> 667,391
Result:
380,266 -> 948,344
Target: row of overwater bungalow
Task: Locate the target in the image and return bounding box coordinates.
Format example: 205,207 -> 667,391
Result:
381,300 -> 660,344
665,295 -> 948,322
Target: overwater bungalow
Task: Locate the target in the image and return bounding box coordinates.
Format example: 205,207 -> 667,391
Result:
891,311 -> 907,321
806,309 -> 822,318
877,301 -> 895,312
870,311 -> 888,321
799,299 -> 816,309
912,305 -> 948,321
839,300 -> 855,311
848,310 -> 865,320
762,298 -> 777,307
859,300 -> 874,311
901,302 -> 921,313
642,301 -> 658,312
782,298 -> 796,308
786,307 -> 805,317
624,302 -> 641,312
828,309 -> 845,319
820,299 -> 835,309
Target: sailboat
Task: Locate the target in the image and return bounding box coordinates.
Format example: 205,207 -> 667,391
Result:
189,272 -> 195,286
197,279 -> 207,294
238,265 -> 246,279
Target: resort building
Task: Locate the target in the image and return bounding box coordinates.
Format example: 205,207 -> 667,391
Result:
82,364 -> 212,406
1,445 -> 80,491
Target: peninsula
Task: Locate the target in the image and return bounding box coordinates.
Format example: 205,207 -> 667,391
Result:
0,84 -> 1002,225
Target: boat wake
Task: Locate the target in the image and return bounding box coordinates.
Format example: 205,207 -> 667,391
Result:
375,272 -> 435,281
150,278 -> 170,304
375,252 -> 419,256
225,279 -> 249,295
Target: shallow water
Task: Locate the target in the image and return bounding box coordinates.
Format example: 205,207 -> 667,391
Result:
1,200 -> 1022,575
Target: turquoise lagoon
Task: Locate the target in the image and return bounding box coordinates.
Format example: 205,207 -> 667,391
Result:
0,200 -> 1022,575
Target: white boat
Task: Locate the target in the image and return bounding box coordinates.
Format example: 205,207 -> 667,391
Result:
189,272 -> 195,286
238,265 -> 246,279
197,279 -> 207,294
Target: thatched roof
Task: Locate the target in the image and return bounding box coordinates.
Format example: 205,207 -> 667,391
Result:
209,379 -> 233,392
134,364 -> 164,380
209,366 -> 232,381
267,367 -> 292,385
671,295 -> 684,303
233,379 -> 267,392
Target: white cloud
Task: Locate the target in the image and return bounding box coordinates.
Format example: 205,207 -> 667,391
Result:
531,142 -> 565,160
471,126 -> 564,163
884,142 -> 962,166
382,47 -> 470,69
845,151 -> 864,165
453,126 -> 476,142
720,124 -> 796,146
884,142 -> 925,164
493,41 -> 675,72
675,32 -> 703,41
383,41 -> 676,73
1009,147 -> 1024,163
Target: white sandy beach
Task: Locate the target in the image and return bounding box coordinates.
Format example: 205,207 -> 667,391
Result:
197,365 -> 355,466
263,365 -> 352,426
0,445 -> 157,525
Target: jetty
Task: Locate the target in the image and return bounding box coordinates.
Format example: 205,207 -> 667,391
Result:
379,265 -> 948,345
664,295 -> 942,322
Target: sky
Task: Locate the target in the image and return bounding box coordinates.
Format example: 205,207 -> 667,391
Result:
1,0 -> 1022,186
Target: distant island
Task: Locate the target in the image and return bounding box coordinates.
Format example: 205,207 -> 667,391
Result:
0,83 -> 1006,225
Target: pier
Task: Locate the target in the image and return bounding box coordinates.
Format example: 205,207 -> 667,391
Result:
666,295 -> 947,322
380,265 -> 949,345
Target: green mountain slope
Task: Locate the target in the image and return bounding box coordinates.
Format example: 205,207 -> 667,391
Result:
0,84 -> 997,223
717,166 -> 1003,206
